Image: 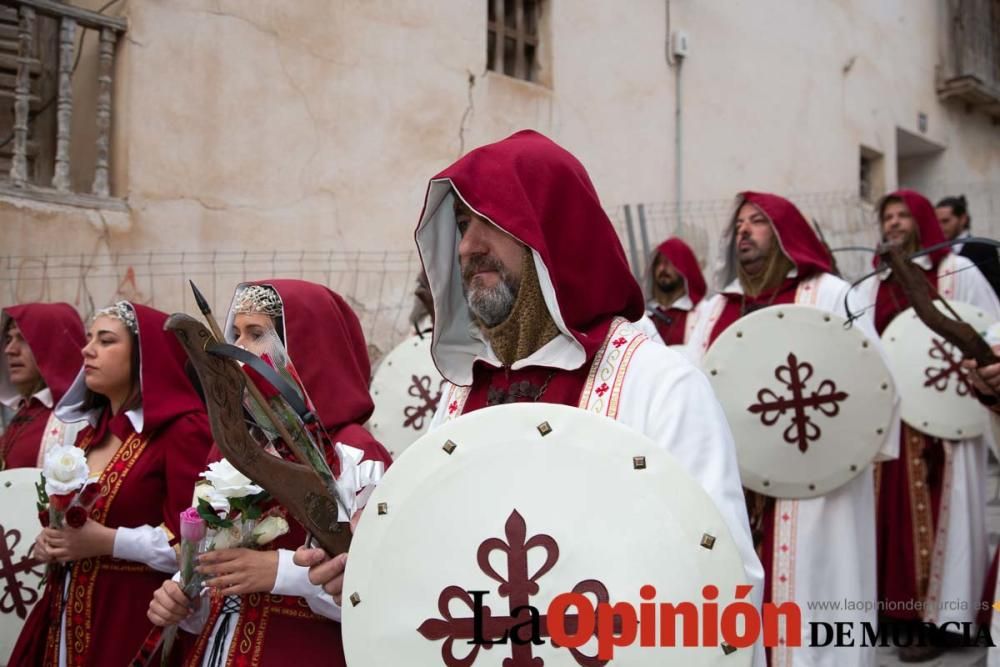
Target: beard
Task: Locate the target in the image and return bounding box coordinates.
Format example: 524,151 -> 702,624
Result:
655,274 -> 684,294
462,255 -> 520,327
885,228 -> 920,254
737,240 -> 769,274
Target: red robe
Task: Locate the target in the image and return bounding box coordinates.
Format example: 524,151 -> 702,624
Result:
649,307 -> 691,345
10,412 -> 212,666
459,354 -> 597,414
183,426 -> 391,667
1,303 -> 85,469
183,279 -> 393,666
1,398 -> 50,468
10,302 -> 212,666
873,254 -> 945,621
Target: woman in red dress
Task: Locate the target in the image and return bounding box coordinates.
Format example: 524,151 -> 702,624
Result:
0,303 -> 85,469
10,301 -> 213,666
147,280 -> 392,667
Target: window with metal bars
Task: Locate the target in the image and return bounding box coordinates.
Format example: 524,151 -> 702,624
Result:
487,0 -> 541,83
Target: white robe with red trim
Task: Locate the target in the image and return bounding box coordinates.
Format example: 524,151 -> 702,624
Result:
858,253 -> 1000,635
687,271 -> 900,667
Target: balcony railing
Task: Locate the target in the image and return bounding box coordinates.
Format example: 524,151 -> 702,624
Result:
0,0 -> 126,209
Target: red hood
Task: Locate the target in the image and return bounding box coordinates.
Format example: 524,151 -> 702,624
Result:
1,302 -> 85,403
130,303 -> 206,433
716,192 -> 832,290
227,280 -> 374,431
875,189 -> 950,267
415,130 -> 643,384
739,192 -> 832,277
653,238 -> 706,306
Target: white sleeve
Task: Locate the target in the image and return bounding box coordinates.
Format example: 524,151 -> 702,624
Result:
270,549 -> 342,622
112,525 -> 178,573
632,314 -> 665,345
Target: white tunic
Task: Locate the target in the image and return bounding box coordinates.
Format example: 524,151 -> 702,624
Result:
858,253 -> 1000,632
687,271 -> 900,667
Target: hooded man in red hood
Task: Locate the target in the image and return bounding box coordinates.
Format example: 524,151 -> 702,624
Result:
646,237 -> 708,346
857,189 -> 1000,662
406,130 -> 765,665
688,192 -> 898,667
1,303 -> 86,469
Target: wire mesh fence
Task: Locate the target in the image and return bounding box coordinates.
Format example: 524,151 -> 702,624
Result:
609,185 -> 1000,288
1,249 -> 422,363
3,187 -> 998,362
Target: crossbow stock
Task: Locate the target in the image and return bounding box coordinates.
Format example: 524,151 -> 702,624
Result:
166,314 -> 352,556
846,238 -> 1000,369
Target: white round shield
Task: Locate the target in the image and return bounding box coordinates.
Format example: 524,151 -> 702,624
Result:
0,467 -> 46,664
703,305 -> 895,499
368,334 -> 446,459
882,301 -> 994,440
344,403 -> 754,666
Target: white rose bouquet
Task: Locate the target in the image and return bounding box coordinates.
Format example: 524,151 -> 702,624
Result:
35,445 -> 102,529
194,458 -> 289,551
157,467 -> 288,667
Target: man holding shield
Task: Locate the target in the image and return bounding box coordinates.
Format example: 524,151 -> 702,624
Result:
299,130 -> 763,665
688,192 -> 898,667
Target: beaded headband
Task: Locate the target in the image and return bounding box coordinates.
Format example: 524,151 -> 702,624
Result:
93,301 -> 138,335
233,285 -> 282,317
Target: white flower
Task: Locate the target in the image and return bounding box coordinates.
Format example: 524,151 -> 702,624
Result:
193,481 -> 213,505
251,516 -> 289,546
194,481 -> 230,513
200,459 -> 263,501
43,446 -> 89,496
208,525 -> 242,550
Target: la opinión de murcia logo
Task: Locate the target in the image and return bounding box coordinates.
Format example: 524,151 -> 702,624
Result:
417,510 -> 994,663
417,510 -> 796,663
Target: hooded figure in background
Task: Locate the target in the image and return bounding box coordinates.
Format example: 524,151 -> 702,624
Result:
856,189 -> 1000,662
645,237 -> 709,346
689,191 -> 898,667
1,303 -> 86,469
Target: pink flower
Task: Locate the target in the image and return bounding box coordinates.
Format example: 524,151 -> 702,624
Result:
180,507 -> 207,543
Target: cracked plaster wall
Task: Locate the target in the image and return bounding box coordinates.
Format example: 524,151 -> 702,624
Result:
4,0 -> 1000,314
